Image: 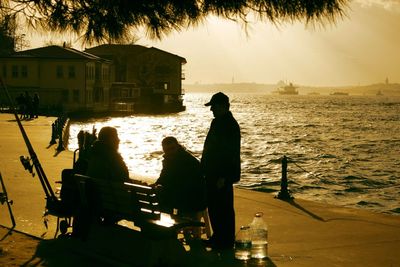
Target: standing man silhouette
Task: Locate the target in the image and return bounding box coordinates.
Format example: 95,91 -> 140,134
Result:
201,92 -> 241,250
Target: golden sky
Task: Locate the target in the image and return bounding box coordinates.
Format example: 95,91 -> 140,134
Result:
26,1 -> 400,87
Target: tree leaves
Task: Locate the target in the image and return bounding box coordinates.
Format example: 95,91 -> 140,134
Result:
2,0 -> 348,44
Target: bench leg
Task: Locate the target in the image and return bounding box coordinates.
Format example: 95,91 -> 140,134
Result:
198,209 -> 212,239
54,217 -> 60,238
179,209 -> 212,241
54,217 -> 73,238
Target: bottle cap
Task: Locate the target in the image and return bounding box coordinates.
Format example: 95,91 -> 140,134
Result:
255,212 -> 264,217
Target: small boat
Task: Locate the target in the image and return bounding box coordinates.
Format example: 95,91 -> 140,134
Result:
275,83 -> 299,95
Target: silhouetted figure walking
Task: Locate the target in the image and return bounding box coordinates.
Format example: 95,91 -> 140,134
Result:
15,93 -> 25,119
23,91 -> 32,119
201,92 -> 241,250
33,93 -> 40,118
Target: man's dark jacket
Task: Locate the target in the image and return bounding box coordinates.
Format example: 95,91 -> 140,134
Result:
201,111 -> 241,184
86,140 -> 129,182
156,147 -> 206,213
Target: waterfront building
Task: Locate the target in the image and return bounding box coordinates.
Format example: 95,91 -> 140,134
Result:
85,44 -> 186,113
1,44 -> 187,115
0,45 -> 111,115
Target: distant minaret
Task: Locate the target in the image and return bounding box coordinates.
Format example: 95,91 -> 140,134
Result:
385,77 -> 389,85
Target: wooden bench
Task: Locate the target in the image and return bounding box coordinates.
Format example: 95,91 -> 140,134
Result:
73,174 -> 205,240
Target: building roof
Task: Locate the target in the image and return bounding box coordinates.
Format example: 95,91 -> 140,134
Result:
148,47 -> 187,64
85,44 -> 186,64
0,45 -> 108,61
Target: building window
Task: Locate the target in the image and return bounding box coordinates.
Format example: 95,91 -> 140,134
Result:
102,66 -> 109,81
86,65 -> 95,80
68,66 -> 76,78
61,89 -> 69,102
155,65 -> 171,74
122,88 -> 130,97
132,88 -> 140,98
73,89 -> 79,102
87,91 -> 92,102
94,87 -> 103,103
156,82 -> 169,91
21,65 -> 28,78
140,65 -> 148,75
95,65 -> 100,81
12,65 -> 18,78
85,66 -> 89,79
57,66 -> 63,78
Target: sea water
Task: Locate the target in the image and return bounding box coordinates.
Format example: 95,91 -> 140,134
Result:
68,93 -> 400,215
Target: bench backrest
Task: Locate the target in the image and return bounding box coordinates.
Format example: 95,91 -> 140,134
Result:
74,174 -> 161,222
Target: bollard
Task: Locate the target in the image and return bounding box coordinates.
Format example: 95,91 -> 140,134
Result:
56,123 -> 65,151
49,123 -> 57,145
54,119 -> 59,132
276,156 -> 293,200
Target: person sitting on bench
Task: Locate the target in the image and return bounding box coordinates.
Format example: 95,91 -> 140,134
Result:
154,136 -> 207,237
73,126 -> 129,236
86,126 -> 129,183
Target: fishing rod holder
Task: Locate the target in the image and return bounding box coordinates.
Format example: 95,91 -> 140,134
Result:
276,155 -> 294,200
20,156 -> 35,176
0,172 -> 16,227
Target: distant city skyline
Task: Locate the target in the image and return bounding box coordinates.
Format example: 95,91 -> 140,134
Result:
24,1 -> 400,87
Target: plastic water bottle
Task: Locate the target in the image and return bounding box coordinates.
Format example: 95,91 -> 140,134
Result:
250,212 -> 268,259
234,225 -> 252,260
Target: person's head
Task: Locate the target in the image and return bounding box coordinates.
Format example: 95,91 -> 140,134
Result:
161,136 -> 181,156
98,126 -> 120,150
204,92 -> 230,118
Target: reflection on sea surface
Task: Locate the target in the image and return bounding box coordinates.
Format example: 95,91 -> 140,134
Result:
69,93 -> 400,215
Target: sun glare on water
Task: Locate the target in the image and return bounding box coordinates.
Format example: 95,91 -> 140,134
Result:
69,111 -> 209,184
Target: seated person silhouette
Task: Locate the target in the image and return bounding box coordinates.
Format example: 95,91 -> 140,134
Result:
154,136 -> 207,238
86,126 -> 129,183
73,127 -> 129,236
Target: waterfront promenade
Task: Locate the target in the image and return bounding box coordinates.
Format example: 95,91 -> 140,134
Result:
0,113 -> 399,266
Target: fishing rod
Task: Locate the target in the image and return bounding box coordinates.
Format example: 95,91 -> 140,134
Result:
0,77 -> 57,202
0,172 -> 16,227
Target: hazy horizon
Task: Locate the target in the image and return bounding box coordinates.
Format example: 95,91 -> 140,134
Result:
23,1 -> 400,87
183,81 -> 400,96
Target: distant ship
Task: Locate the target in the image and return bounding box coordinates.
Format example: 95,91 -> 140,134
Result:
275,83 -> 299,95
330,92 -> 349,96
